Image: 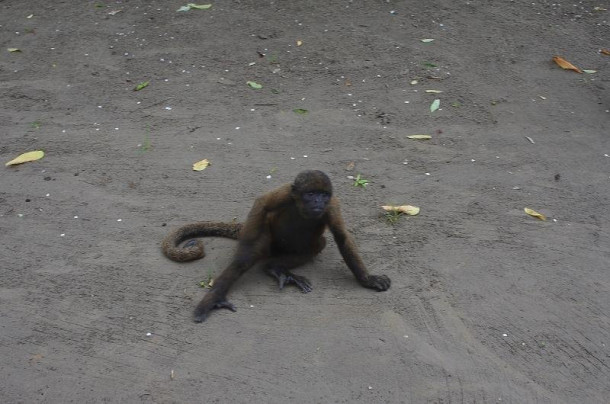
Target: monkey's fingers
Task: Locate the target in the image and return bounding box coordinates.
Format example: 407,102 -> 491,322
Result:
193,310 -> 209,323
363,274 -> 391,291
214,300 -> 237,312
281,272 -> 313,293
193,297 -> 236,323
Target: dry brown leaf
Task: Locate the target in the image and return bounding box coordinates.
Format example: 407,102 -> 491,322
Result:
192,159 -> 210,171
552,56 -> 583,73
601,49 -> 610,56
524,207 -> 546,221
5,150 -> 44,166
345,161 -> 355,171
382,205 -> 420,216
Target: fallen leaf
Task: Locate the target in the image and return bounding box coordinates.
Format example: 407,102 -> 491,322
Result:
178,3 -> 212,11
410,79 -> 418,85
382,205 -> 420,216
192,159 -> 210,171
247,81 -> 262,89
552,56 -> 583,73
345,161 -> 355,171
407,134 -> 432,140
430,99 -> 440,112
425,89 -> 443,94
134,81 -> 149,91
421,38 -> 435,43
188,3 -> 212,9
6,150 -> 44,166
524,207 -> 546,221
293,108 -> 308,115
296,40 -> 303,46
601,49 -> 610,56
7,48 -> 21,53
108,9 -> 122,15
583,69 -> 597,74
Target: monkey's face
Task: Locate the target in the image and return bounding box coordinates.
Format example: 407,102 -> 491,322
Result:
298,191 -> 331,219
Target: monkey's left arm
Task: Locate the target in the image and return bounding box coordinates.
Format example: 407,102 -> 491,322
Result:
327,201 -> 391,291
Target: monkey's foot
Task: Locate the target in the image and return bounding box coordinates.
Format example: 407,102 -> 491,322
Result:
361,274 -> 391,291
267,268 -> 312,293
193,297 -> 236,323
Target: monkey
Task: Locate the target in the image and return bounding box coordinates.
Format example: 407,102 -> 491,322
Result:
162,170 -> 391,322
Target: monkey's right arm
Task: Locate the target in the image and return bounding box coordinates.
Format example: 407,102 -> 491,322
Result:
327,200 -> 391,291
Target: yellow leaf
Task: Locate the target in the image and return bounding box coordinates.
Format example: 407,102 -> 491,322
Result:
425,89 -> 443,93
192,159 -> 210,171
524,207 -> 546,221
7,48 -> 21,53
296,40 -> 303,46
5,150 -> 44,166
552,56 -> 582,73
407,134 -> 432,140
382,205 -> 420,216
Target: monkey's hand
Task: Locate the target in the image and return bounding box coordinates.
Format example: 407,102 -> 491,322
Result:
267,267 -> 313,293
360,274 -> 391,291
193,292 -> 236,323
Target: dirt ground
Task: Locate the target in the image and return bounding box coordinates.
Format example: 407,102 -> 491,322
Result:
1,0 -> 609,402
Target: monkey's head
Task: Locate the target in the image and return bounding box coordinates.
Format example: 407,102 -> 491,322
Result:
292,170 -> 333,219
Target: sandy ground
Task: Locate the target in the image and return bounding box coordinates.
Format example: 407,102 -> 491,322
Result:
1,0 -> 609,402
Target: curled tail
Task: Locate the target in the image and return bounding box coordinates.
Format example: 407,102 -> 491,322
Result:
161,222 -> 243,262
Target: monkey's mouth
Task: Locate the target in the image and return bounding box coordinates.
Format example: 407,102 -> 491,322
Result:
309,209 -> 324,218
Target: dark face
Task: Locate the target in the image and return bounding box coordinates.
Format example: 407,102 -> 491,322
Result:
300,190 -> 331,219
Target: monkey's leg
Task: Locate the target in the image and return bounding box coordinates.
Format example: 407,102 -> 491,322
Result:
193,245 -> 261,323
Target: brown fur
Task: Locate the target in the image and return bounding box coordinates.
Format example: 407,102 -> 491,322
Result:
161,222 -> 243,262
161,170 -> 391,323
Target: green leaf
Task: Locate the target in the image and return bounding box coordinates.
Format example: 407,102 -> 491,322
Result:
177,6 -> 191,11
188,3 -> 212,9
247,81 -> 262,89
424,62 -> 437,68
293,108 -> 308,115
430,99 -> 440,113
134,81 -> 149,91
